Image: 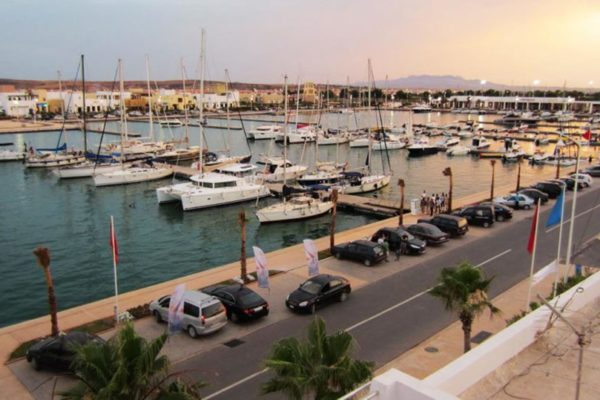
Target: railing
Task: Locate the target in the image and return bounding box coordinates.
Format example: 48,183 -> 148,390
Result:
338,382 -> 378,400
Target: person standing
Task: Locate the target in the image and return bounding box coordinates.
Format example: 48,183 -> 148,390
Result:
421,190 -> 428,214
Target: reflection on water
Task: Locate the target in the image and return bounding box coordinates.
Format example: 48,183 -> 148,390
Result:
0,111 -> 565,327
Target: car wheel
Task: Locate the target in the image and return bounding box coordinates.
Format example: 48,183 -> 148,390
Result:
153,310 -> 162,323
334,251 -> 341,260
310,303 -> 316,314
339,291 -> 348,302
524,204 -> 531,210
230,312 -> 239,323
363,258 -> 372,267
483,221 -> 490,228
31,357 -> 41,371
497,215 -> 505,222
187,326 -> 198,338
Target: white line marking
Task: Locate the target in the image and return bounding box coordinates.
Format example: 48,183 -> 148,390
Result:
203,248 -> 512,398
546,202 -> 600,233
204,368 -> 269,400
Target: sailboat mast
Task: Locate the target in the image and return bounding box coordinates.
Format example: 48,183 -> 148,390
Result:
224,69 -> 231,156
283,75 -> 289,186
118,59 -> 125,167
58,70 -> 64,119
367,59 -> 372,112
181,58 -> 190,144
81,54 -> 88,152
198,29 -> 206,172
145,55 -> 154,141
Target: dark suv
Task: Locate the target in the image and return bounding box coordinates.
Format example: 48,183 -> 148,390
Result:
453,205 -> 495,228
371,227 -> 426,255
332,240 -> 386,266
480,202 -> 513,221
530,181 -> 562,199
418,214 -> 469,237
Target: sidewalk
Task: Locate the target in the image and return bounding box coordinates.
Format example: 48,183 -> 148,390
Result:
0,169 -> 555,399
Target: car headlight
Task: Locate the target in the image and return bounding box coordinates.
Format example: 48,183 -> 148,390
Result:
286,295 -> 289,301
299,301 -> 309,307
410,244 -> 420,249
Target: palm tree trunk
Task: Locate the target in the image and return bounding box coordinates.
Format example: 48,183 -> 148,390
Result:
398,179 -> 405,226
516,160 -> 521,191
329,189 -> 338,251
238,210 -> 248,284
43,267 -> 59,337
460,312 -> 473,353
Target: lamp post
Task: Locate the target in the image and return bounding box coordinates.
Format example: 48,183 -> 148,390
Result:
564,139 -> 581,282
490,159 -> 496,200
443,167 -> 453,212
330,189 -> 338,252
516,159 -> 522,191
398,179 -> 405,226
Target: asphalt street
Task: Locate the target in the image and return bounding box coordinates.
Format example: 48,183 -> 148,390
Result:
176,184 -> 600,400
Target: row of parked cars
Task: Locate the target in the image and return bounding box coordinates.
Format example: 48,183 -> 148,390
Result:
27,168 -> 597,372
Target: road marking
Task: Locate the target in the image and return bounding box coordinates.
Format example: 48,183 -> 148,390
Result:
203,248 -> 512,399
545,202 -> 600,233
204,368 -> 269,400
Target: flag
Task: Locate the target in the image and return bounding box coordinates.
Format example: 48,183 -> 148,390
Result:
527,203 -> 539,254
109,216 -> 119,264
303,239 -> 319,276
532,260 -> 558,286
253,246 -> 269,289
583,129 -> 592,141
168,284 -> 186,335
545,192 -> 563,228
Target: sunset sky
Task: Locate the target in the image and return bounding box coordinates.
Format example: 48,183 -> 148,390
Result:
1,0 -> 599,87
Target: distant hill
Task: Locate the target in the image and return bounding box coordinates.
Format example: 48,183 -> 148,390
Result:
372,75 -> 512,91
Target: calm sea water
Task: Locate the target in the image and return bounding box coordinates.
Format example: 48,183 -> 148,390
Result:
0,111 -> 558,327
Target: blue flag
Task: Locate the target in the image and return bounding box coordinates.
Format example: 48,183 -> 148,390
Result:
545,192 -> 563,228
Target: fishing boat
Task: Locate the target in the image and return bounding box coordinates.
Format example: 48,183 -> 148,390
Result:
156,164 -> 270,210
248,125 -> 281,140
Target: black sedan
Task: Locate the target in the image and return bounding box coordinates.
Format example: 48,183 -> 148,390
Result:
286,274 -> 351,314
371,227 -> 426,255
332,240 -> 386,266
583,165 -> 600,177
202,284 -> 269,322
517,188 -> 549,205
405,223 -> 449,245
26,331 -> 105,371
480,202 -> 513,221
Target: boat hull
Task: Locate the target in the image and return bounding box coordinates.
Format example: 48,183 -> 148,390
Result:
54,163 -> 123,179
25,155 -> 86,168
180,187 -> 270,211
338,175 -> 391,194
256,201 -> 333,223
407,147 -> 439,157
94,167 -> 173,187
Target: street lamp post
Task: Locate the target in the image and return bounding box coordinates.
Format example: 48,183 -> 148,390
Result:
398,179 -> 405,226
516,159 -> 522,191
443,167 -> 453,212
490,160 -> 496,200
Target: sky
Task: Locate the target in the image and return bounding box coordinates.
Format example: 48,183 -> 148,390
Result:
1,0 -> 599,87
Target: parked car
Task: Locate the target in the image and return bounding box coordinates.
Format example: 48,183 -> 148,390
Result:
286,274 -> 351,314
149,291 -> 227,338
567,172 -> 593,187
529,181 -> 562,199
405,223 -> 449,245
417,214 -> 468,237
331,240 -> 386,266
453,205 -> 495,228
493,193 -> 534,209
202,284 -> 269,323
26,331 -> 105,371
371,227 -> 426,255
479,202 -> 513,221
547,178 -> 572,191
557,177 -> 585,190
582,165 -> 600,177
517,188 -> 549,205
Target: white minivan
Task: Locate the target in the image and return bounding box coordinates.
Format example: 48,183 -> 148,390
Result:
150,291 -> 227,338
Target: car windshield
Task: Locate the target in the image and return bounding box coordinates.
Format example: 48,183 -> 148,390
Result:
300,280 -> 323,295
202,302 -> 224,318
238,291 -> 264,306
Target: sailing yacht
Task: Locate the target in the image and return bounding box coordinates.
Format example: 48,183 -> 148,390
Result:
248,125 -> 281,140
94,59 -> 172,187
25,144 -> 86,168
255,156 -> 307,183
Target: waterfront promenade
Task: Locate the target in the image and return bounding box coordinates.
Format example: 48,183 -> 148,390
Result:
0,167 -> 560,399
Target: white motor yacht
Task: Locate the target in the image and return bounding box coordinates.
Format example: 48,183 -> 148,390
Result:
248,125 -> 282,140
156,164 -> 270,210
335,172 -> 391,194
255,156 -> 307,183
446,145 -> 470,156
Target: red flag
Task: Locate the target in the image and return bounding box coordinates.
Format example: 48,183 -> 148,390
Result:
583,130 -> 592,141
527,204 -> 539,254
109,218 -> 119,264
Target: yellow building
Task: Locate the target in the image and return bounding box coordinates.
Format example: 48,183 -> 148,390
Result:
302,82 -> 318,104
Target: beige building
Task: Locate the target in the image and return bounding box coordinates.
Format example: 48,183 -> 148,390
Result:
302,82 -> 318,103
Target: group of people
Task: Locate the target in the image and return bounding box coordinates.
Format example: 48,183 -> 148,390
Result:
420,190 -> 449,216
375,233 -> 408,262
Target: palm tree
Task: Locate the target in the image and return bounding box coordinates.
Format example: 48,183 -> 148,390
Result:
515,160 -> 522,192
238,209 -> 248,284
62,322 -> 203,400
329,189 -> 339,252
262,317 -> 373,400
33,247 -> 59,337
490,159 -> 496,200
398,179 -> 405,226
430,262 -> 500,353
443,167 -> 453,212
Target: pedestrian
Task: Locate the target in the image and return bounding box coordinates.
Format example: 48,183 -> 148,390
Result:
429,196 -> 435,216
440,193 -> 446,212
378,236 -> 389,262
435,194 -> 441,214
396,234 -> 409,260
421,190 -> 428,213
589,155 -> 593,163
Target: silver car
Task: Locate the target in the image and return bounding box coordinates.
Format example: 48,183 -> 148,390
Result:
149,291 -> 227,338
493,193 -> 534,209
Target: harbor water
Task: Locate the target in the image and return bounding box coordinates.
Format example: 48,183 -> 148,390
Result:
0,111 -> 565,327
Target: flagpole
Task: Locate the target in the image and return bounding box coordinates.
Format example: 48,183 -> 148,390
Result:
111,215 -> 119,323
526,198 -> 541,310
564,140 -> 581,283
552,187 -> 566,298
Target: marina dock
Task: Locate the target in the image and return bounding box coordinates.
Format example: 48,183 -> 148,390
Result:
337,194 -> 403,218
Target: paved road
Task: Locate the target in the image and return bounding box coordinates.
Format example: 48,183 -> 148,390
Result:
175,184 -> 600,400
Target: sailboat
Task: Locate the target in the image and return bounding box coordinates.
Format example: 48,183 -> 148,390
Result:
256,75 -> 333,223
94,59 -> 172,187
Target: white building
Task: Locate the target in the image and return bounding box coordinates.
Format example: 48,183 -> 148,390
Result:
192,90 -> 239,110
0,92 -> 38,117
